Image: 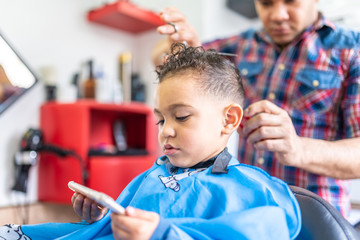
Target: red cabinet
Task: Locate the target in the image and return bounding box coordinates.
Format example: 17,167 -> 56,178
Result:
38,100 -> 158,203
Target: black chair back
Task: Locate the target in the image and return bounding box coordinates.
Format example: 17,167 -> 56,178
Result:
290,185 -> 360,240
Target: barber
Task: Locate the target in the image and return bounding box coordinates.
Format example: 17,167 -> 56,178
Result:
154,0 -> 360,217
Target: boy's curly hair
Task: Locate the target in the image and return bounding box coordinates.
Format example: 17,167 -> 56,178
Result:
155,43 -> 244,105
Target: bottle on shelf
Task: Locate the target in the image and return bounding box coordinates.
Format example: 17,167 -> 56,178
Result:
83,60 -> 96,99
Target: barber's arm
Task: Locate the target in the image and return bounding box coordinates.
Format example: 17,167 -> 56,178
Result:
241,100 -> 360,179
153,7 -> 202,66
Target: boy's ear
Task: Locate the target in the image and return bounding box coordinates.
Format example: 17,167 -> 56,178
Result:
222,104 -> 243,135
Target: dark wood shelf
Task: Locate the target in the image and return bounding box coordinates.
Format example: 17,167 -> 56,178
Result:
87,1 -> 165,34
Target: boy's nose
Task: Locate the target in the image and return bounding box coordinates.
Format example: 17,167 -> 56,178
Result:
160,122 -> 176,138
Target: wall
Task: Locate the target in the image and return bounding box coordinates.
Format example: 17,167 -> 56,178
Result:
201,0 -> 261,42
318,0 -> 360,31
0,0 -> 161,207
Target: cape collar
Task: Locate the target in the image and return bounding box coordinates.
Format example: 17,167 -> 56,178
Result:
158,147 -> 232,175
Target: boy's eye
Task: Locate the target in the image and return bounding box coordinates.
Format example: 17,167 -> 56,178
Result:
156,119 -> 164,125
176,115 -> 189,121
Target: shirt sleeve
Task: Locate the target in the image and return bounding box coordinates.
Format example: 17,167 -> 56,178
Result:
203,34 -> 241,54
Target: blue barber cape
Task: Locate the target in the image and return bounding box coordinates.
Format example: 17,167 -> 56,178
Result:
1,153 -> 301,240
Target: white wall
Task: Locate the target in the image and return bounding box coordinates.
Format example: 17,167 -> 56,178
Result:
0,0 -> 162,207
201,0 -> 261,42
318,0 -> 360,31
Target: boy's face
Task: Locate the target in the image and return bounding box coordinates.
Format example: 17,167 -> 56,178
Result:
154,73 -> 228,168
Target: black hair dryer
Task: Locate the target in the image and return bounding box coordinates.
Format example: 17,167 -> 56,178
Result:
12,128 -> 42,193
12,128 -> 88,193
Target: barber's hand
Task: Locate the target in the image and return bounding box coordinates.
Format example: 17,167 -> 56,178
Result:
240,100 -> 303,167
111,207 -> 160,240
71,192 -> 108,223
157,7 -> 201,47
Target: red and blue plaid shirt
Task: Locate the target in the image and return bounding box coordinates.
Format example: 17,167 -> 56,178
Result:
205,14 -> 360,217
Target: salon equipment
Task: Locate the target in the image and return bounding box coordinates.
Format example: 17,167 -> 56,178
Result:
12,128 -> 88,193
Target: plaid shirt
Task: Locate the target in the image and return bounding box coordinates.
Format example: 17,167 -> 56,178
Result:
204,14 -> 360,217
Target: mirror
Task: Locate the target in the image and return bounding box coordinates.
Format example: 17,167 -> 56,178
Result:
0,31 -> 38,114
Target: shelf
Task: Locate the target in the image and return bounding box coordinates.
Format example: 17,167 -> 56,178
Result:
87,1 -> 165,34
38,100 -> 159,203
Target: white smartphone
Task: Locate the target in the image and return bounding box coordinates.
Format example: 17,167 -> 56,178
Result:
68,181 -> 125,215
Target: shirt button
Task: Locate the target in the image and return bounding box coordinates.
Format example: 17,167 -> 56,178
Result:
268,92 -> 276,100
258,157 -> 265,165
312,80 -> 319,87
278,64 -> 285,70
241,68 -> 248,76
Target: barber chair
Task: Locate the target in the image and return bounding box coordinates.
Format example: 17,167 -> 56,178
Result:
290,185 -> 360,240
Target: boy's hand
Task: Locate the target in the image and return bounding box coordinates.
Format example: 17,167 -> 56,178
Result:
111,207 -> 160,240
71,192 -> 108,223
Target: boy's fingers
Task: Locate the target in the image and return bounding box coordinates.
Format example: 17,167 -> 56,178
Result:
125,207 -> 159,221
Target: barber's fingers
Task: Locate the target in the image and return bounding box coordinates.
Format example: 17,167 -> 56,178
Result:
157,7 -> 186,35
252,138 -> 292,152
159,7 -> 187,23
157,7 -> 201,47
242,112 -> 284,137
244,100 -> 283,117
157,24 -> 178,35
246,125 -> 289,148
242,104 -> 298,154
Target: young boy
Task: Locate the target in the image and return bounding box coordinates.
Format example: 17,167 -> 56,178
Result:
0,43 -> 301,239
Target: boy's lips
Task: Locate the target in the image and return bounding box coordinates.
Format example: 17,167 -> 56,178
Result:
163,144 -> 180,155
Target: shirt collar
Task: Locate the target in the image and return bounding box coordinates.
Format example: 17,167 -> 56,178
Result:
308,12 -> 335,32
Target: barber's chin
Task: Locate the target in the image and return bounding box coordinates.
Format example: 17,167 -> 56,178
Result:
269,32 -> 294,47
273,37 -> 293,49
